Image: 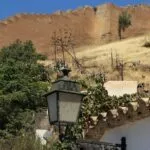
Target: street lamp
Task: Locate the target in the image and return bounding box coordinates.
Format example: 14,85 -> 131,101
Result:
44,66 -> 127,149
44,66 -> 85,140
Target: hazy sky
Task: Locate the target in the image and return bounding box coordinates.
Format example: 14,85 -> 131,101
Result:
0,0 -> 150,20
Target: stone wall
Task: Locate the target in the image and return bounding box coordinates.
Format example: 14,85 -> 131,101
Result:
1,3 -> 150,56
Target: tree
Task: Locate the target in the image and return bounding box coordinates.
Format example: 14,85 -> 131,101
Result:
118,11 -> 131,40
0,40 -> 49,138
51,30 -> 84,74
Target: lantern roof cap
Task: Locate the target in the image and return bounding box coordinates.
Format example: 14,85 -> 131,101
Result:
44,65 -> 86,96
44,90 -> 86,97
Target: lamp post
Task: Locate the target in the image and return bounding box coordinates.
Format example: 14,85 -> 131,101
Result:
44,66 -> 85,141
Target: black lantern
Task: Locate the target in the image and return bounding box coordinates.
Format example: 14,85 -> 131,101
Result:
45,66 -> 85,125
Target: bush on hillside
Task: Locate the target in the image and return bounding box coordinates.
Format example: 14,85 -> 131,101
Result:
143,41 -> 150,48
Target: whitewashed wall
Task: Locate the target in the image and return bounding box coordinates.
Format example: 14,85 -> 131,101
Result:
101,117 -> 150,150
36,129 -> 52,145
104,81 -> 137,97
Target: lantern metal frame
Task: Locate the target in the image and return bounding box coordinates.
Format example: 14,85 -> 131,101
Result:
45,89 -> 85,126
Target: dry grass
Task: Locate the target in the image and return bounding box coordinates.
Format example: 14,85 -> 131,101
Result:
74,35 -> 150,83
38,35 -> 150,85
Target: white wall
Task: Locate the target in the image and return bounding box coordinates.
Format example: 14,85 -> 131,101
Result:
36,129 -> 52,145
101,117 -> 150,150
104,81 -> 137,97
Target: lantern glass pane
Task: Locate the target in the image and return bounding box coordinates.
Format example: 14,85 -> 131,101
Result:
47,93 -> 57,122
59,92 -> 82,122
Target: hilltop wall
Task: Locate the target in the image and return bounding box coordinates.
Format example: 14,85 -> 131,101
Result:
0,3 -> 150,56
95,3 -> 150,42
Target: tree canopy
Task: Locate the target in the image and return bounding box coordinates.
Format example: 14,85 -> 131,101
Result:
0,40 -> 49,138
118,11 -> 131,39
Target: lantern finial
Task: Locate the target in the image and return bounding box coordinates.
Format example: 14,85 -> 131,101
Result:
60,65 -> 71,77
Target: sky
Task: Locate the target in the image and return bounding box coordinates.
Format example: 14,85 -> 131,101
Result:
0,0 -> 150,20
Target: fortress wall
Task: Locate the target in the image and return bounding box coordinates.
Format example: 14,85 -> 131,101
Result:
1,4 -> 150,55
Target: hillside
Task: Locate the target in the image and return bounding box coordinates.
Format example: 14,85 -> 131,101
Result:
1,3 -> 150,57
76,35 -> 150,84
